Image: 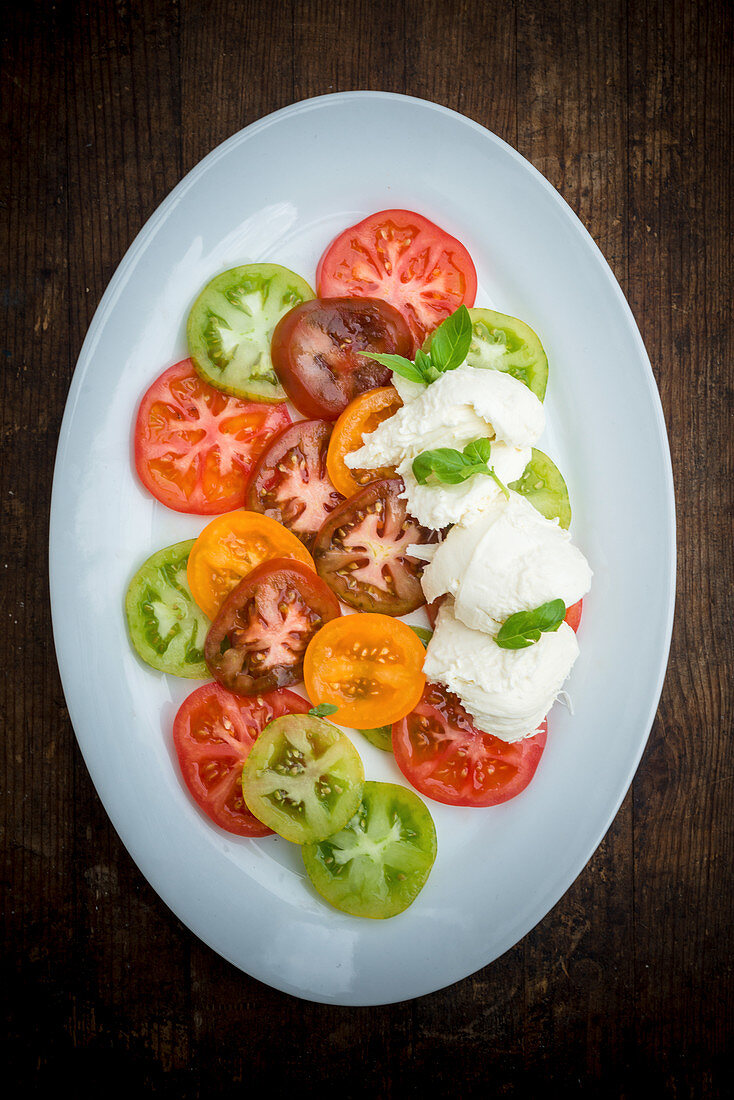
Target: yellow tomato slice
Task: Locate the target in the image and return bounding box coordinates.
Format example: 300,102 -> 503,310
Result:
303,614 -> 426,728
187,512 -> 315,620
326,387 -> 403,498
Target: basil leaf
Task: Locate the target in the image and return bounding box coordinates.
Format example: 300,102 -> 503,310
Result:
463,437 -> 493,465
308,703 -> 339,718
368,352 -> 426,384
428,305 -> 472,372
415,348 -> 441,383
412,448 -> 481,485
495,599 -> 566,649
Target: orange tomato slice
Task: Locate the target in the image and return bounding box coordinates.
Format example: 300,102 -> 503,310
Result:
303,613 -> 426,728
187,512 -> 315,620
326,387 -> 403,498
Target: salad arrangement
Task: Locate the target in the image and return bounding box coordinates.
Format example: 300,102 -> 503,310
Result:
126,209 -> 591,920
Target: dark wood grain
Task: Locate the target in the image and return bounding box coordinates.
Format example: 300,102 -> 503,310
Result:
1,0 -> 731,1094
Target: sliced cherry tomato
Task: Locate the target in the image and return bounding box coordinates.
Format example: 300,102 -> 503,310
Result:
509,448 -> 572,529
326,387 -> 403,498
187,511 -> 315,621
303,613 -> 426,728
312,478 -> 435,615
316,209 -> 477,348
244,419 -> 344,549
204,558 -> 341,696
187,263 -> 314,402
134,359 -> 290,514
270,297 -> 412,419
173,683 -> 310,837
125,539 -> 209,678
302,781 -> 437,919
564,599 -> 583,632
392,682 -> 547,808
241,713 -> 364,844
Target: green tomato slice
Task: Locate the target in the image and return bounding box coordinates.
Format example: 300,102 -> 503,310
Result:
358,725 -> 393,752
302,781 -> 437,919
125,539 -> 209,678
240,714 -> 364,844
465,307 -> 549,400
510,447 -> 572,529
187,263 -> 315,401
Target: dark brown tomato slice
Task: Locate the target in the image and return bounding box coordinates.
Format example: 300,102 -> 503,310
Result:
312,478 -> 435,615
204,557 -> 341,696
270,297 -> 413,420
244,419 -> 344,550
392,682 -> 548,807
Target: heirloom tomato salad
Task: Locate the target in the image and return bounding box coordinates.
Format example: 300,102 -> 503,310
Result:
127,209 -> 592,920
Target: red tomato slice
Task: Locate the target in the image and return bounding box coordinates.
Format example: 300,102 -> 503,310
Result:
134,359 -> 290,514
316,209 -> 477,349
392,682 -> 547,807
204,557 -> 341,696
270,297 -> 412,419
245,419 -> 344,549
172,682 -> 310,836
564,599 -> 583,632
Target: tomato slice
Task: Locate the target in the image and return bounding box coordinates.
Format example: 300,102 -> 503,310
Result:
244,419 -> 344,549
302,781 -> 437,919
316,209 -> 477,348
125,539 -> 210,678
312,478 -> 435,615
565,598 -> 583,632
187,511 -> 315,621
270,297 -> 412,419
241,713 -> 364,844
187,263 -> 314,402
303,613 -> 426,728
173,683 -> 310,836
455,308 -> 549,401
326,387 -> 403,498
392,682 -> 548,807
509,448 -> 572,529
204,557 -> 341,696
134,359 -> 291,514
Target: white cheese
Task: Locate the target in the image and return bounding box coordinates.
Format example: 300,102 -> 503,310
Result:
422,490 -> 592,631
346,364 -> 545,472
423,601 -> 580,742
395,442 -> 531,528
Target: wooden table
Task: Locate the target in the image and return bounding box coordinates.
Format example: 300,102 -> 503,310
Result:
2,1 -> 731,1092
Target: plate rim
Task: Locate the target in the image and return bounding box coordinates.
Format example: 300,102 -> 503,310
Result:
49,90 -> 677,1005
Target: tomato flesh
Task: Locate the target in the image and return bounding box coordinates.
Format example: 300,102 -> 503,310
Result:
392,682 -> 548,807
173,683 -> 310,836
187,263 -> 314,402
271,297 -> 412,419
326,386 -> 403,498
316,209 -> 477,348
204,557 -> 341,696
565,598 -> 583,632
302,781 -> 437,919
303,613 -> 426,729
134,359 -> 290,514
509,448 -> 572,529
125,539 -> 209,678
245,419 -> 344,549
313,477 -> 435,615
241,714 -> 364,844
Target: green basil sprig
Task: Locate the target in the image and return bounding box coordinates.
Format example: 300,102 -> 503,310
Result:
369,305 -> 472,384
308,703 -> 339,718
495,599 -> 566,649
412,437 -> 509,497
